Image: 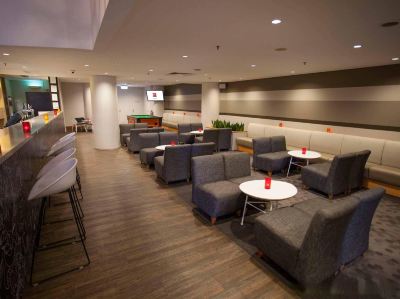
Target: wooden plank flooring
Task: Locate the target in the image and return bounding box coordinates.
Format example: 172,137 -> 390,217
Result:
24,133 -> 298,299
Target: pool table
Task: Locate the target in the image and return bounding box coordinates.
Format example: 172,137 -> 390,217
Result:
127,115 -> 162,127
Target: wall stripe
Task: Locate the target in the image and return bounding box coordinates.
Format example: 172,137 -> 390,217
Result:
164,83 -> 201,111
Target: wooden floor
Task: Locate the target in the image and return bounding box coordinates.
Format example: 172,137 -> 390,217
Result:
24,133 -> 298,299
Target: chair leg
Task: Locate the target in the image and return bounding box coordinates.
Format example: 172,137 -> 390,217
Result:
210,217 -> 217,225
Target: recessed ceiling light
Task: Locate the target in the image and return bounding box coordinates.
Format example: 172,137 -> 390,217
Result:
353,45 -> 362,49
272,19 -> 282,25
120,85 -> 128,90
104,72 -> 108,75
290,70 -> 295,74
84,64 -> 89,67
218,80 -> 221,82
251,64 -> 256,67
392,57 -> 399,61
182,55 -> 188,58
239,77 -> 243,80
2,53 -> 10,56
149,69 -> 154,72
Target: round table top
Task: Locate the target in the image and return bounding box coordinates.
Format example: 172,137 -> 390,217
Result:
288,150 -> 321,159
190,130 -> 204,134
155,145 -> 172,151
239,180 -> 298,201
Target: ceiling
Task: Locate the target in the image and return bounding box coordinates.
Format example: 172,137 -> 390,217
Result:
0,0 -> 399,85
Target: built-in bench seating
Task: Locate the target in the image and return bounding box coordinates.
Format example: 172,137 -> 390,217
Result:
162,112 -> 201,130
236,123 -> 400,195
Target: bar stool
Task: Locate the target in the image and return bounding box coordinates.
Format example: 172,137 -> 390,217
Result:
37,148 -> 76,178
58,132 -> 76,142
47,135 -> 76,156
29,158 -> 90,286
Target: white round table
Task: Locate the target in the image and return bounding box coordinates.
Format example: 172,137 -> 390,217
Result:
190,130 -> 204,135
286,150 -> 321,177
239,180 -> 297,225
155,145 -> 173,151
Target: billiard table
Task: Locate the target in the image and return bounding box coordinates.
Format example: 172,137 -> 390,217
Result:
127,114 -> 162,127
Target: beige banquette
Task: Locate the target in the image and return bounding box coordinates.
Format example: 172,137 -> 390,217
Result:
162,112 -> 201,130
236,123 -> 400,195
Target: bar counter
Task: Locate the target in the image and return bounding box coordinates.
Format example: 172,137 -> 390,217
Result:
0,113 -> 65,298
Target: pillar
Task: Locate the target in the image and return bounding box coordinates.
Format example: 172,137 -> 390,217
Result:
201,83 -> 220,127
90,75 -> 120,149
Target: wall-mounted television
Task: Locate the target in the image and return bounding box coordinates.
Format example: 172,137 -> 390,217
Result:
146,90 -> 164,101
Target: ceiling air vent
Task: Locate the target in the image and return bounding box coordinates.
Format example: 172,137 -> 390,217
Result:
167,72 -> 193,76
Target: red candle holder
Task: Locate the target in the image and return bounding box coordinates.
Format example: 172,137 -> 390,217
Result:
302,147 -> 307,155
170,140 -> 176,146
53,109 -> 58,116
265,177 -> 272,189
279,122 -> 283,127
22,121 -> 31,133
326,127 -> 332,133
198,128 -> 203,132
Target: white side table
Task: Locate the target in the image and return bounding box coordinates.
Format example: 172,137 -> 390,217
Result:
239,180 -> 297,225
155,145 -> 173,151
190,130 -> 204,136
286,150 -> 321,177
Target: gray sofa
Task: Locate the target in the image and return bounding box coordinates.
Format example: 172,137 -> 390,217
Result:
127,127 -> 164,153
153,143 -> 214,184
254,187 -> 384,286
138,132 -> 178,166
192,152 -> 263,224
119,123 -> 148,146
252,136 -> 290,176
235,122 -> 400,192
195,128 -> 232,152
178,123 -> 195,144
154,145 -> 192,183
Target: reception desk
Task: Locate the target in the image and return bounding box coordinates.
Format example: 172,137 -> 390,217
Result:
0,113 -> 65,298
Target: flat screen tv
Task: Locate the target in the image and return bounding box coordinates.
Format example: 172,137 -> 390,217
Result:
146,90 -> 164,101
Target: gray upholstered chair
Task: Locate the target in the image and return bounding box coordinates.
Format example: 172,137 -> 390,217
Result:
301,153 -> 356,199
138,133 -> 161,167
178,123 -> 194,144
190,123 -> 203,132
128,128 -> 149,153
119,124 -> 135,146
195,129 -> 219,151
217,128 -> 232,151
191,143 -> 215,158
154,144 -> 192,183
349,150 -> 371,192
147,127 -> 164,134
254,196 -> 359,286
159,132 -> 178,145
191,154 -> 244,224
252,136 -> 290,176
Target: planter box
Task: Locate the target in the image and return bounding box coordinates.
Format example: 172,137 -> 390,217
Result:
232,131 -> 247,150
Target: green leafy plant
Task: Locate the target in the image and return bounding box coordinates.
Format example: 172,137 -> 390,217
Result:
211,119 -> 244,131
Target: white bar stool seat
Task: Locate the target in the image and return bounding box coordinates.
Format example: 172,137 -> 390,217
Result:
47,135 -> 76,156
37,148 -> 76,179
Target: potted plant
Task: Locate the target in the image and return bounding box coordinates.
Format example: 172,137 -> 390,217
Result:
211,119 -> 246,150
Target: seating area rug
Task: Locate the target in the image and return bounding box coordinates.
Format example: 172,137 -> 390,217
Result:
174,173 -> 400,299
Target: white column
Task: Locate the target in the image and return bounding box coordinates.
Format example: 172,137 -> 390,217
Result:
83,83 -> 92,120
90,75 -> 120,149
201,83 -> 220,127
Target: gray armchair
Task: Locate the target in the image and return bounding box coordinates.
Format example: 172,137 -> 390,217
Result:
252,136 -> 290,176
154,144 -> 192,183
190,123 -> 203,131
191,153 -> 250,224
147,127 -> 164,134
254,196 -> 359,286
138,133 -> 162,167
178,123 -> 194,144
159,132 -> 178,145
195,129 -> 219,151
128,128 -> 148,153
191,143 -> 215,158
301,153 -> 356,199
217,128 -> 232,151
120,123 -> 148,146
349,150 -> 370,192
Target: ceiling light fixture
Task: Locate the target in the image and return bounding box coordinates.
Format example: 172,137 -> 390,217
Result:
392,57 -> 399,61
2,53 -> 10,56
120,85 -> 128,90
251,64 -> 256,67
149,69 -> 154,72
84,64 -> 89,67
290,70 -> 295,74
182,55 -> 188,58
353,44 -> 362,49
272,19 -> 282,25
104,72 -> 108,75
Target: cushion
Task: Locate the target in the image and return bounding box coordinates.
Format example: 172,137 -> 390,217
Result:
381,141 -> 400,169
236,136 -> 253,148
309,132 -> 344,156
140,148 -> 163,165
293,198 -> 332,216
256,151 -> 290,172
369,164 -> 400,187
248,123 -> 266,138
223,152 -> 251,179
195,181 -> 242,217
285,128 -> 311,149
255,207 -> 312,273
264,125 -> 286,138
229,174 -> 264,185
341,135 -> 384,164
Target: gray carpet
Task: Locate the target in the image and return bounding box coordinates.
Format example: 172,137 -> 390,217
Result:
171,173 -> 400,299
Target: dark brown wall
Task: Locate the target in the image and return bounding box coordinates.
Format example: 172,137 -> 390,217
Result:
164,84 -> 201,112
220,64 -> 400,131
